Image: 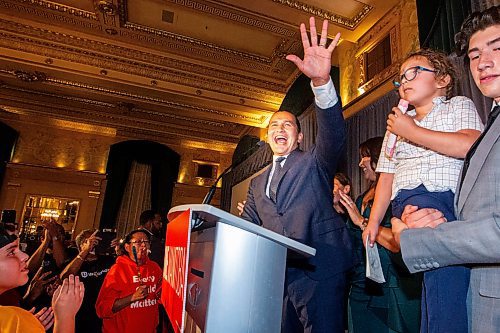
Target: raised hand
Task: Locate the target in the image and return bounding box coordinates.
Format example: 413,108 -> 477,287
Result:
30,306 -> 55,331
338,191 -> 364,227
286,17 -> 340,86
52,275 -> 85,323
24,268 -> 58,304
80,230 -> 100,256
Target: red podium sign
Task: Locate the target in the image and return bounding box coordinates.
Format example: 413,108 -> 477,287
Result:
162,209 -> 191,333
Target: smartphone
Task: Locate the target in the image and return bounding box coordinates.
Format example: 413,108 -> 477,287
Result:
93,229 -> 117,256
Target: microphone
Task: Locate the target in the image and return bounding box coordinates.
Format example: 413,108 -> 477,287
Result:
202,140 -> 264,205
132,246 -> 144,285
385,99 -> 409,158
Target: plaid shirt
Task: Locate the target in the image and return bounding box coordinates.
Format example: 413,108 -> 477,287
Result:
376,96 -> 484,199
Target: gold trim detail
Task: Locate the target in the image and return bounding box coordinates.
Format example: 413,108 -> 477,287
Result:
0,0 -> 99,21
270,0 -> 372,30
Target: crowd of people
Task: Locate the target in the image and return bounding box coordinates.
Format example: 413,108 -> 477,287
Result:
0,210 -> 167,333
1,5 -> 499,333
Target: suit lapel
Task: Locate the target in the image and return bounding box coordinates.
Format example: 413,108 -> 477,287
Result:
457,116 -> 500,214
259,165 -> 273,200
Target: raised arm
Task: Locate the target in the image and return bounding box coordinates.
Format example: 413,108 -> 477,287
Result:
60,231 -> 99,280
27,229 -> 51,274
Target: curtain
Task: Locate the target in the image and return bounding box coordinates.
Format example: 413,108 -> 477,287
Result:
100,140 -> 180,230
471,0 -> 498,11
0,120 -> 18,189
115,161 -> 152,237
345,93 -> 400,199
417,0 -> 472,53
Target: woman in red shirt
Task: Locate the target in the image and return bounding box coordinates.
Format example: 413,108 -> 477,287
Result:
96,229 -> 162,333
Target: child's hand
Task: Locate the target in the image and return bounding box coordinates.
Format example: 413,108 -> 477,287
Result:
362,220 -> 380,248
387,107 -> 416,137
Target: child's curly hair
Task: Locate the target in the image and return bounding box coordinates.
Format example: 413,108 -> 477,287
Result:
403,49 -> 456,99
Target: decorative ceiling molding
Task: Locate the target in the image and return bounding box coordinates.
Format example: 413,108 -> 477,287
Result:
0,0 -> 100,27
0,79 -> 266,127
143,0 -> 297,38
270,0 -> 373,30
122,22 -> 270,63
11,0 -> 99,20
0,19 -> 288,98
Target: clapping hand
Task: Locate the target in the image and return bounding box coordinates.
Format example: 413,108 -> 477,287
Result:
29,307 -> 54,331
338,191 -> 364,228
286,17 -> 340,87
51,275 -> 85,324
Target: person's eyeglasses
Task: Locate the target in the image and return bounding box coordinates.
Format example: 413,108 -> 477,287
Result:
393,66 -> 436,88
129,240 -> 150,246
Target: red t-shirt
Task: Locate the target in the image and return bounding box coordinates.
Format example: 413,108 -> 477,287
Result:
95,255 -> 162,333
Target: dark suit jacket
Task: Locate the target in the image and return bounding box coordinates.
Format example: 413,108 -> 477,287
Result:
242,102 -> 354,280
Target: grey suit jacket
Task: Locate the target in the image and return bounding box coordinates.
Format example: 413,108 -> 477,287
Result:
400,115 -> 500,332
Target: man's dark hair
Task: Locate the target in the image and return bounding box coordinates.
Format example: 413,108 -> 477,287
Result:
139,210 -> 155,226
455,5 -> 500,57
272,111 -> 302,133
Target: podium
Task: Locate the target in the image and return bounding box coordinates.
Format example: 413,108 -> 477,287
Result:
163,204 -> 315,333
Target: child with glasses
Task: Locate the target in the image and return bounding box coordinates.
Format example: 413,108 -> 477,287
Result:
363,49 -> 483,333
96,229 -> 162,333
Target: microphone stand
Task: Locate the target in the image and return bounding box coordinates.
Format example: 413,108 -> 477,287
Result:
202,140 -> 264,205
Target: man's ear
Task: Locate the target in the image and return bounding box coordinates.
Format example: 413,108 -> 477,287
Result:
297,132 -> 304,144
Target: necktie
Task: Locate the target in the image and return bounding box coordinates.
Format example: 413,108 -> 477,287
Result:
269,157 -> 286,203
459,105 -> 500,187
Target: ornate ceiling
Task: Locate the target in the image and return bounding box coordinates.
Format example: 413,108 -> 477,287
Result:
0,0 -> 399,150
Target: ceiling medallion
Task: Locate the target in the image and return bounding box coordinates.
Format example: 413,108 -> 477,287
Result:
95,0 -> 117,16
11,70 -> 47,82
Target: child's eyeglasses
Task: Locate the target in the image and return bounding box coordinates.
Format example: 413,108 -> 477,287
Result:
393,66 -> 436,88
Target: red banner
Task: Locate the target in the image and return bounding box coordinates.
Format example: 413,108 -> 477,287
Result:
162,209 -> 191,333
